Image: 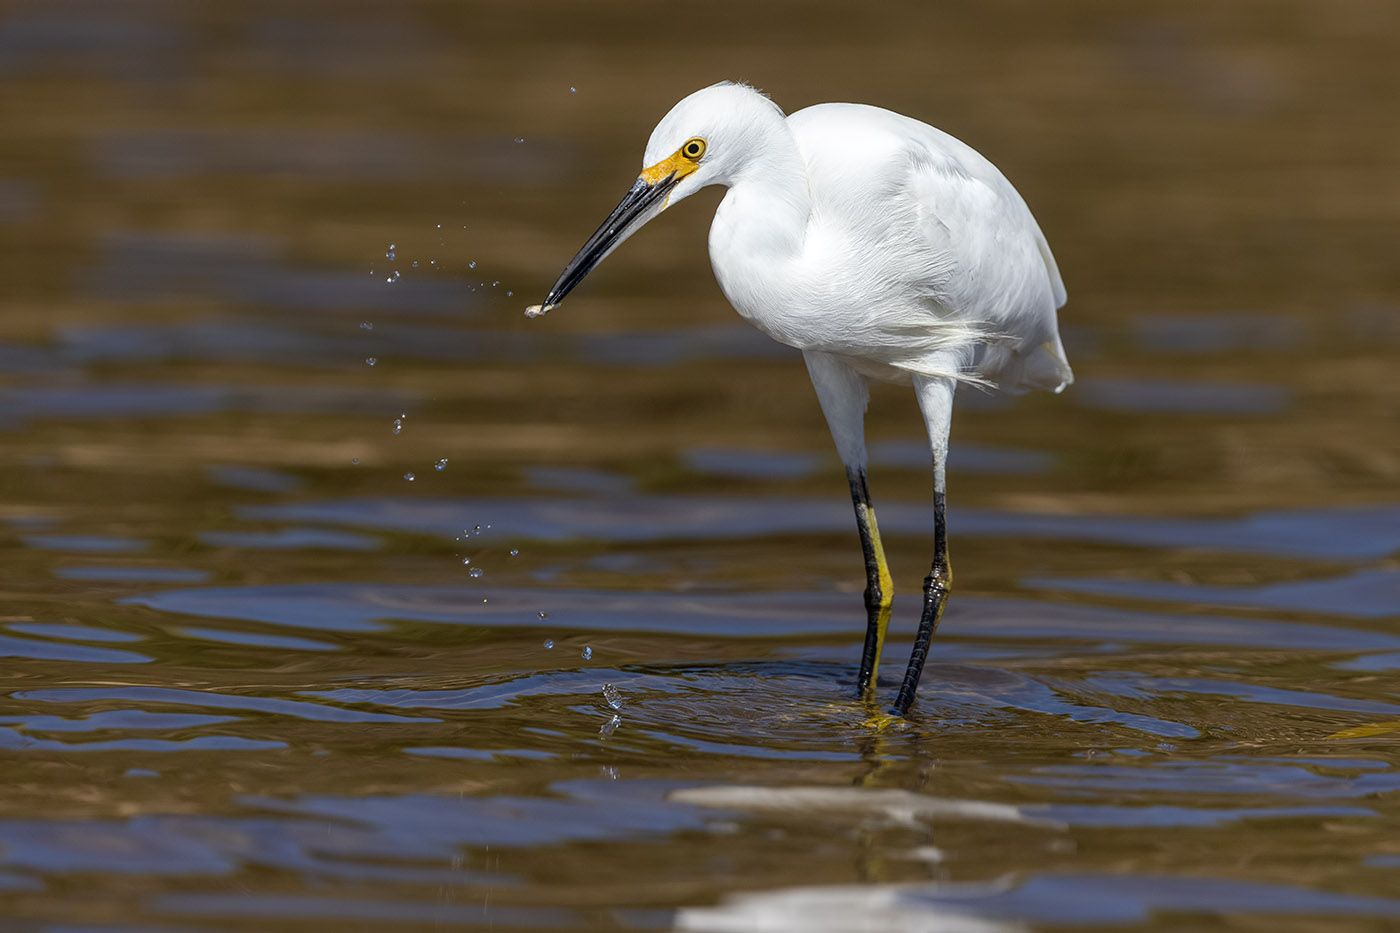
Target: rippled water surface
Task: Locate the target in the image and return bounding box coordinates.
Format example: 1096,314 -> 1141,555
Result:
2,2 -> 1398,930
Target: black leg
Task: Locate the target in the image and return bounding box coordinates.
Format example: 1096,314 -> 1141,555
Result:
892,489 -> 951,715
847,467 -> 893,695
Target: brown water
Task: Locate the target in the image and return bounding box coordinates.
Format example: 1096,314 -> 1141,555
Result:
1,1 -> 1398,930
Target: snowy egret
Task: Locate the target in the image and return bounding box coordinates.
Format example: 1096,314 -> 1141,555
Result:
527,82 -> 1072,715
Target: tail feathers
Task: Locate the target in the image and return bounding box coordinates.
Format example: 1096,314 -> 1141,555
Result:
1004,336 -> 1074,395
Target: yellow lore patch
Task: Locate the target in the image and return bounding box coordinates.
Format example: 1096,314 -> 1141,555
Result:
639,147 -> 702,186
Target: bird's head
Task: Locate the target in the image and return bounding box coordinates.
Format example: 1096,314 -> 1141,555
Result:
525,82 -> 784,318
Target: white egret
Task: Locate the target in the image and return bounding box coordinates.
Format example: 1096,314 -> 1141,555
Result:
526,82 -> 1072,715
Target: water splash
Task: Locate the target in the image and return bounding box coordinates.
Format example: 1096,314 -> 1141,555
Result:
599,714 -> 621,737
602,683 -> 623,711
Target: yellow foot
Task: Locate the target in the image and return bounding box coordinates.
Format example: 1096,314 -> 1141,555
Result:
861,709 -> 906,733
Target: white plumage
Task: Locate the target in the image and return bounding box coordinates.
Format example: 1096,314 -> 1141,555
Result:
648,83 -> 1072,392
529,82 -> 1073,715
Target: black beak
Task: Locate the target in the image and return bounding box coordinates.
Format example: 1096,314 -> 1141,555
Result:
526,173 -> 679,317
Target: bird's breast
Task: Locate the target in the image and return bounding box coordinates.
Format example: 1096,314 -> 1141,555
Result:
708,194 -> 799,342
707,192 -> 848,351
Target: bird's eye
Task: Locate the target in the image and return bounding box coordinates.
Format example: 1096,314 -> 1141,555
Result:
681,138 -> 706,160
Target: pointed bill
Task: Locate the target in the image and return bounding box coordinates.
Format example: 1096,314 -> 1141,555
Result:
525,172 -> 681,317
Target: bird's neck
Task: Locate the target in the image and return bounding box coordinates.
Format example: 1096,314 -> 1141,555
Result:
712,123 -> 812,262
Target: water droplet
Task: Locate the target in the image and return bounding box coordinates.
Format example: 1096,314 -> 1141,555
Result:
599,714 -> 620,737
601,764 -> 619,781
570,86 -> 577,94
472,524 -> 482,535
351,457 -> 360,465
436,223 -> 442,229
537,611 -> 548,620
360,321 -> 374,331
514,136 -> 525,144
404,472 -> 415,482
411,259 -> 419,268
468,567 -> 484,579
581,645 -> 592,661
435,458 -> 448,472
491,280 -> 499,287
392,417 -> 403,436
602,683 -> 623,711
468,260 -> 477,269
509,548 -> 519,557
481,596 -> 489,604
365,357 -> 377,366
386,243 -> 396,260
506,290 -> 513,297
543,638 -> 554,649
386,270 -> 400,284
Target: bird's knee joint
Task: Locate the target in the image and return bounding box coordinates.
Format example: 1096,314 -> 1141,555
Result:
863,585 -> 892,613
922,571 -> 952,600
